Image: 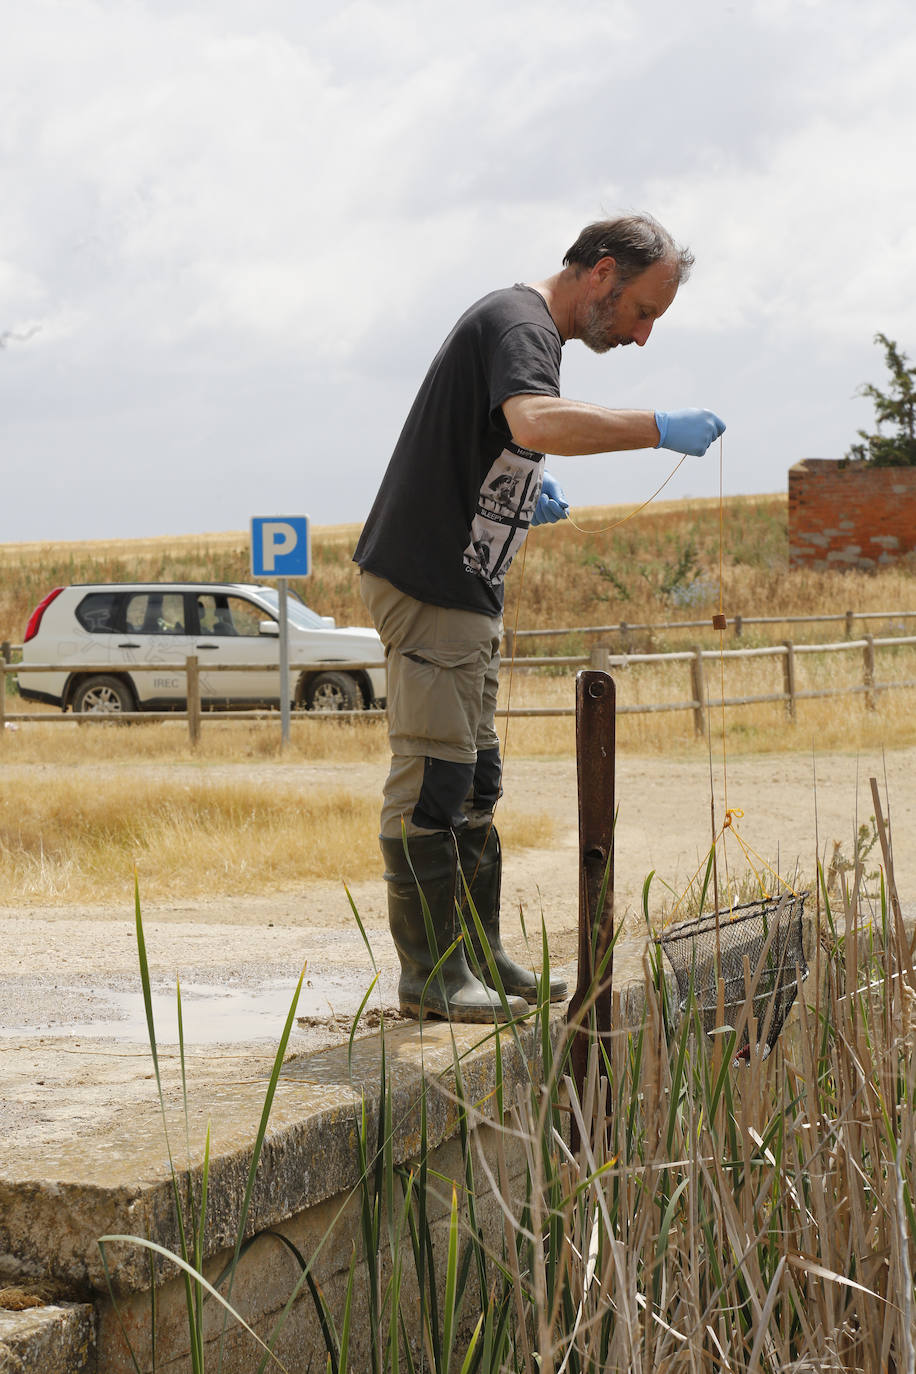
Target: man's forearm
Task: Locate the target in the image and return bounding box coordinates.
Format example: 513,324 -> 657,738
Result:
502,393 -> 660,456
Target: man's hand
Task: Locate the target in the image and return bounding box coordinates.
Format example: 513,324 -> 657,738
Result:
531,472 -> 569,526
655,409 -> 726,456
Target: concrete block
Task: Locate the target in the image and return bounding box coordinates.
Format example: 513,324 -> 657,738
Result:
0,1017 -> 561,1299
0,1302 -> 95,1373
0,912 -> 824,1373
93,1119 -> 533,1373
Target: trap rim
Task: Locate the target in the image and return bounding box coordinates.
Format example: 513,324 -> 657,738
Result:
657,890 -> 810,949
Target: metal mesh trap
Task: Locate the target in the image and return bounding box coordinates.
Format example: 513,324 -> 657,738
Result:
657,892 -> 809,1055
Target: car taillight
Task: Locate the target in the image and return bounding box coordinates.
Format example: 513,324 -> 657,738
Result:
24,587 -> 65,642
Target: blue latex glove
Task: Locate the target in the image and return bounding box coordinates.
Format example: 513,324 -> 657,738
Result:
531,472 -> 569,527
655,409 -> 726,456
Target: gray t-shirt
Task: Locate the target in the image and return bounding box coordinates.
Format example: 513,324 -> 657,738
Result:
353,285 -> 562,615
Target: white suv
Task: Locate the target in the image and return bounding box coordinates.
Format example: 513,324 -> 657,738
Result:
18,582 -> 387,714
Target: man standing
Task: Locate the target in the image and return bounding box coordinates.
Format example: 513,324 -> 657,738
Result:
354,213 -> 724,1023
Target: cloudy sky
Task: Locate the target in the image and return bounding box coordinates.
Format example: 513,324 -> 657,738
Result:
2,0 -> 915,545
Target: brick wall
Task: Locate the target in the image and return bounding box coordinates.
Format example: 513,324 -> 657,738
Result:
788,458 -> 916,569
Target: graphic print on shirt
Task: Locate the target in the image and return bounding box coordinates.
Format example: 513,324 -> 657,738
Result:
463,444 -> 545,587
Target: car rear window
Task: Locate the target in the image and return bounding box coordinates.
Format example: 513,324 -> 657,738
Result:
75,592 -> 124,634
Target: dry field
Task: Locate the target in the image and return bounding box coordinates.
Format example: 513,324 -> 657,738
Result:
1,496 -> 915,908
3,494 -> 916,648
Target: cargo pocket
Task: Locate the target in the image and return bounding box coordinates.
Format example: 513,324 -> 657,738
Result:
388,640 -> 485,758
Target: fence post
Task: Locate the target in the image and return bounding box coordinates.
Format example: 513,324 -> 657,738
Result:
186,655 -> 202,746
1,642 -> 10,664
782,640 -> 797,721
845,609 -> 854,640
589,643 -> 611,672
733,614 -> 742,639
690,646 -> 706,737
0,666 -> 6,736
504,627 -> 515,662
864,635 -> 877,711
619,621 -> 630,653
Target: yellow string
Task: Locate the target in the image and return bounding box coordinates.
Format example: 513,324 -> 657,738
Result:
663,810 -> 798,929
659,436 -> 800,929
564,453 -> 689,535
509,437 -> 798,930
725,816 -> 797,900
716,437 -> 731,904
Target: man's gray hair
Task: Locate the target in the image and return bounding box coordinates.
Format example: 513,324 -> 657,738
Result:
563,213 -> 694,284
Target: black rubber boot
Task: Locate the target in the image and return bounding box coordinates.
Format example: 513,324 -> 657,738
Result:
456,824 -> 568,1005
380,832 -> 528,1023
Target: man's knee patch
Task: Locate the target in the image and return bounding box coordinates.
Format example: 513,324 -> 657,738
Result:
472,745 -> 502,812
411,756 -> 476,832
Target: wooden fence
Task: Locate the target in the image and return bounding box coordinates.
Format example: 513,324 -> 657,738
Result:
0,657 -> 385,745
4,632 -> 916,742
502,607 -> 916,654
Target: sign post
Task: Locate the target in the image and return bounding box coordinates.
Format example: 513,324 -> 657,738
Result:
250,516 -> 311,748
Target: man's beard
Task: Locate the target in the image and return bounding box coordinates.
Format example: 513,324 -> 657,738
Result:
579,285 -> 633,354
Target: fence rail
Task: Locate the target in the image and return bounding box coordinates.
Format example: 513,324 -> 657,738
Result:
502,607 -> 916,652
3,633 -> 916,741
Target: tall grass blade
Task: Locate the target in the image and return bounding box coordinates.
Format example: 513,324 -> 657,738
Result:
440,1186 -> 461,1374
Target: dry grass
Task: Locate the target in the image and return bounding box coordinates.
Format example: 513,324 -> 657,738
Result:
508,876 -> 916,1372
0,713 -> 390,765
498,647 -> 916,756
0,525 -> 366,644
4,495 -> 914,762
1,497 -> 913,900
0,772 -> 553,903
3,495 -> 916,650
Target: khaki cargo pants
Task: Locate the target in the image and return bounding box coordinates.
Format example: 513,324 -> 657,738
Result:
360,570 -> 503,839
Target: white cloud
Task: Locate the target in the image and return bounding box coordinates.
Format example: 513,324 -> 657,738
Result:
1,0 -> 915,537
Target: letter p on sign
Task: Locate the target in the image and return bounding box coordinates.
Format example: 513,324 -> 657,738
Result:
250,516 -> 311,578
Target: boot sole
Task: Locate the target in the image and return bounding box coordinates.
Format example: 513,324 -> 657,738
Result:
399,1000 -> 526,1023
493,984 -> 569,1005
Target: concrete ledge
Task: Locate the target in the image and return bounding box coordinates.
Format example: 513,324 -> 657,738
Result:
0,915 -> 819,1371
0,1302 -> 96,1373
0,1014 -> 565,1298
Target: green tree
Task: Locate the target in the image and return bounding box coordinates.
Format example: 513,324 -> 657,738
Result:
847,332 -> 916,466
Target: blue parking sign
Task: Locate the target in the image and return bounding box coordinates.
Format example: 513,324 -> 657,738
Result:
250,516 -> 311,578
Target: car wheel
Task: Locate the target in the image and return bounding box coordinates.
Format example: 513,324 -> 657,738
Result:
305,671 -> 358,712
71,675 -> 135,715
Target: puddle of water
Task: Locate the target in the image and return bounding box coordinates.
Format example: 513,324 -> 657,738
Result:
4,977 -> 366,1045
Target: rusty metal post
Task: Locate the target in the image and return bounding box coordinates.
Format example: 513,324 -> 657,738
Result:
567,669 -> 615,1147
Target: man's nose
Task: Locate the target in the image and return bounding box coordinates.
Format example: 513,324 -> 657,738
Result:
632,319 -> 653,347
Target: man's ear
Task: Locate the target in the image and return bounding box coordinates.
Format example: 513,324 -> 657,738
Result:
591,255 -> 618,288
590,256 -> 620,294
